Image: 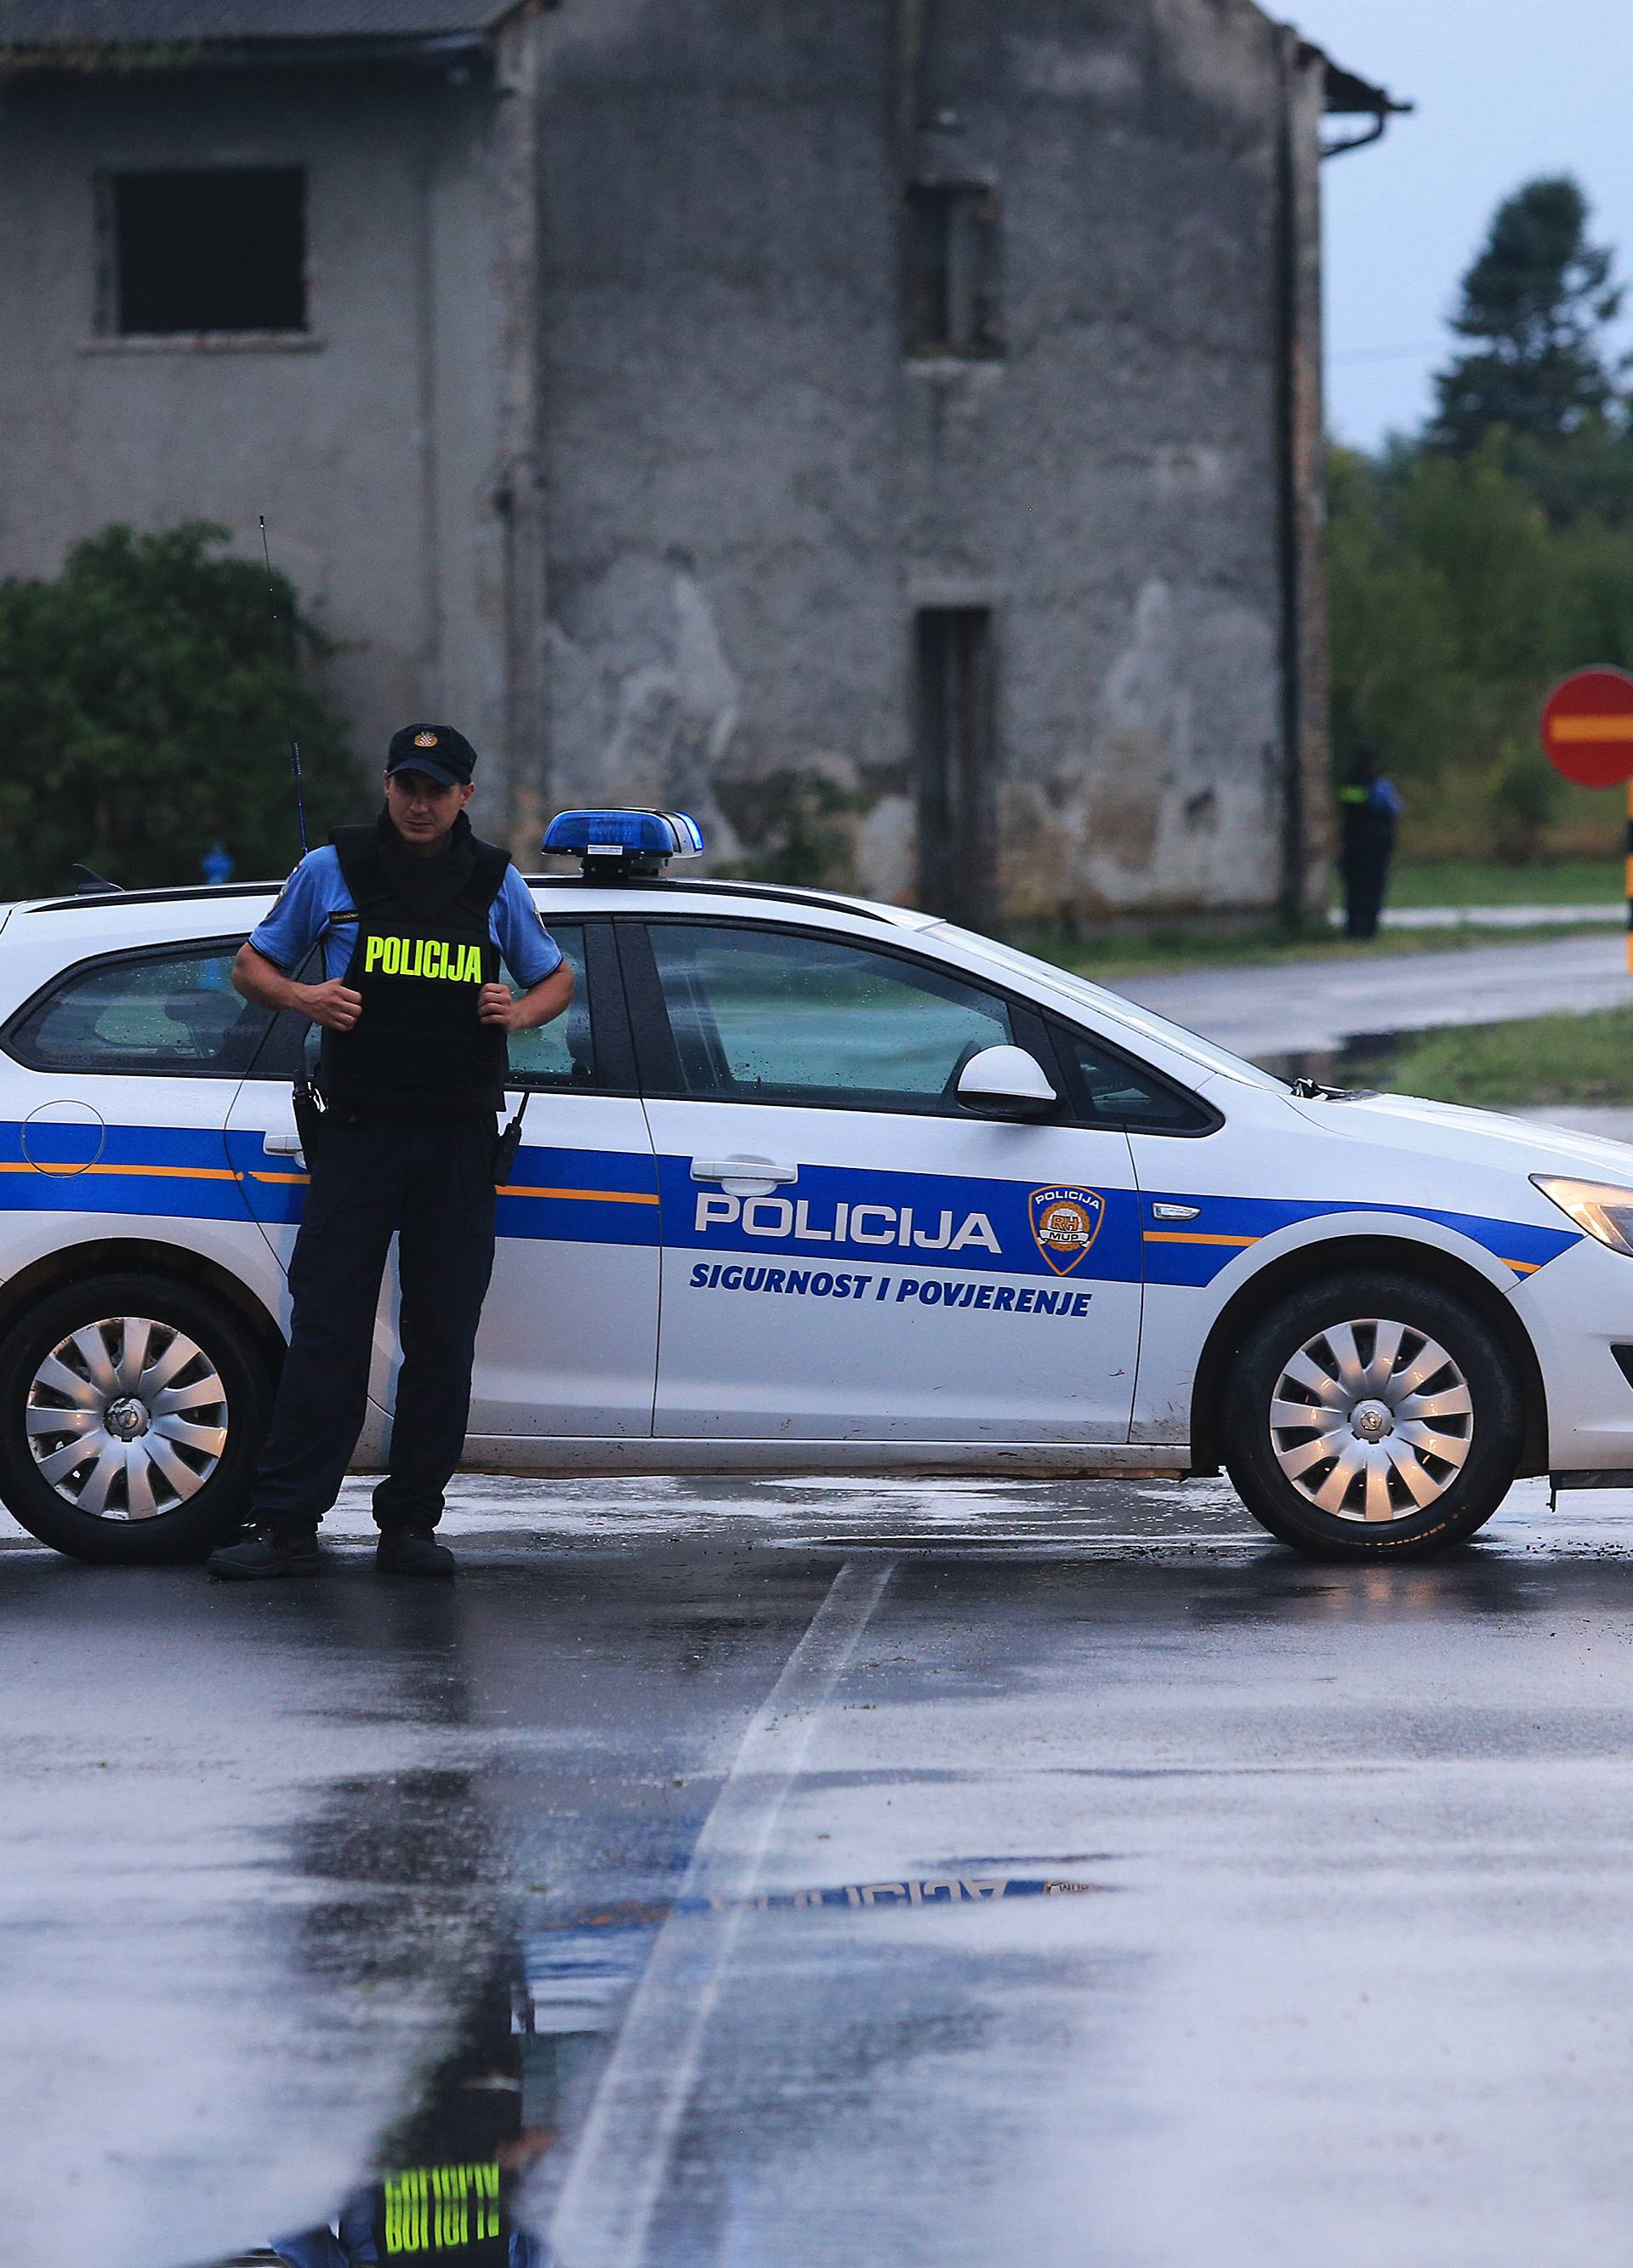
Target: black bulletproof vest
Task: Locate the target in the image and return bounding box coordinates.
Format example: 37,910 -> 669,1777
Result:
322,816 -> 510,1116
370,2161 -> 509,2265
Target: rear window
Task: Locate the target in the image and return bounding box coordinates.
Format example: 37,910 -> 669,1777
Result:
4,943 -> 270,1079
503,922 -> 595,1088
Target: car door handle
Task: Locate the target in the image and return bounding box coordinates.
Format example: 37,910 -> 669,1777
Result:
691,1157 -> 798,1185
263,1131 -> 304,1156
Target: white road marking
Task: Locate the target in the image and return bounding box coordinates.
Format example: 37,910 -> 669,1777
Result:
759,1531 -> 1266,1549
545,1554 -> 896,2268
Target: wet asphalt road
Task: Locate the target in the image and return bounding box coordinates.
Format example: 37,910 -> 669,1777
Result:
1117,928 -> 1633,1057
9,1474 -> 1633,2268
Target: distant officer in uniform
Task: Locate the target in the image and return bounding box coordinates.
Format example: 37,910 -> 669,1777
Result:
1337,744 -> 1403,941
208,726 -> 572,1581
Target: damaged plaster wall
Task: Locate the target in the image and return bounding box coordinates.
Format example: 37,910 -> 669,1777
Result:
0,0 -> 1329,920
1001,576 -> 1279,924
532,0 -> 905,889
546,556 -> 745,859
530,0 -> 1317,919
907,0 -> 1300,922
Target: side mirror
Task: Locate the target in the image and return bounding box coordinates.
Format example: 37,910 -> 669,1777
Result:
955,1045 -> 1058,1120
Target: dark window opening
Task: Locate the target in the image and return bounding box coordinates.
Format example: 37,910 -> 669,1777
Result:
902,182 -> 1002,356
914,607 -> 996,929
108,168 -> 307,335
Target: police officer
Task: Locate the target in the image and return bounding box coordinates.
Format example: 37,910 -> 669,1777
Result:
207,726 -> 572,1580
1337,744 -> 1404,942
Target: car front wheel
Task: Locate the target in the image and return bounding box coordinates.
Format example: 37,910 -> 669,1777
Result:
0,1273 -> 274,1564
1222,1270 -> 1525,1559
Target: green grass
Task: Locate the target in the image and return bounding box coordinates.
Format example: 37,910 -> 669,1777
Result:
1384,858 -> 1620,908
1387,1006 -> 1633,1108
1004,859 -> 1622,982
1027,920 -> 1611,983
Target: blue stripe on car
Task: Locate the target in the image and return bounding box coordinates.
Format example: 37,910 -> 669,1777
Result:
0,1122 -> 1582,1279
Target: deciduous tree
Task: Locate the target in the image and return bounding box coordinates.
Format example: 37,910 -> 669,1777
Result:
0,522 -> 360,898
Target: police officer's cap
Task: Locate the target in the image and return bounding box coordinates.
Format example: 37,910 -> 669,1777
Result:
386,723 -> 477,790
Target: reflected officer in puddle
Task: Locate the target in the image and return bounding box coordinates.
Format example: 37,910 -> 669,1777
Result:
267,1969 -> 554,2267
270,2163 -> 548,2268
208,726 -> 572,1582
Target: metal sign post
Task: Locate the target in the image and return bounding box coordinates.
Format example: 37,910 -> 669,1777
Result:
1540,665 -> 1633,975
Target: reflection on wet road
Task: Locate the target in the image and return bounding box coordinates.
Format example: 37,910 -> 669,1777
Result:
7,1473 -> 1633,2265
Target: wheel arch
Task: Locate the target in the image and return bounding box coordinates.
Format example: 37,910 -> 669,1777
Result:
0,1238 -> 285,1381
1188,1234 -> 1549,1479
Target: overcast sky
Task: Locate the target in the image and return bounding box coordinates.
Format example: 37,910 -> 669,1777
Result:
1283,0 -> 1633,450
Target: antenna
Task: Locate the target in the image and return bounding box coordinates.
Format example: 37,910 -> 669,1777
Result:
260,514 -> 309,856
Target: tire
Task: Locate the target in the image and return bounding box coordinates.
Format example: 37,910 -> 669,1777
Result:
1221,1269 -> 1524,1559
0,1273 -> 274,1565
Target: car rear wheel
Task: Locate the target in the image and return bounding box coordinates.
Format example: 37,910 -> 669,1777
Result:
0,1273 -> 274,1564
1222,1270 -> 1525,1559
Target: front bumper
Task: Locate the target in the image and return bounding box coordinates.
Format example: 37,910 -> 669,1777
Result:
1511,1234 -> 1633,1472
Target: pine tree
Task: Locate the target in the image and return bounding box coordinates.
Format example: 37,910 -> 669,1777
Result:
1431,175 -> 1624,451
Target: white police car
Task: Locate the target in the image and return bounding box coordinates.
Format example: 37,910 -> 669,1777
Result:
3,807 -> 1632,1566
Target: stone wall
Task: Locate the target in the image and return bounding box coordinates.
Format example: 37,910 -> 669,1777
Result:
0,1 -> 1329,920
527,0 -> 1321,920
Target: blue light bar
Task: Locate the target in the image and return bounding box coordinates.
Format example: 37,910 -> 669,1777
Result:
542,807 -> 705,877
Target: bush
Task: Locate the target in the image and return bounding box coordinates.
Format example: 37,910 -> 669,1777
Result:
731,766 -> 865,890
0,521 -> 361,898
1487,738 -> 1565,863
1329,438 -> 1632,864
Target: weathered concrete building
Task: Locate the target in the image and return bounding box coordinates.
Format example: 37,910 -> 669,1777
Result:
0,1 -> 1398,924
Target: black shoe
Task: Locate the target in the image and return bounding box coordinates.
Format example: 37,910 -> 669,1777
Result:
208,1525 -> 322,1581
375,1528 -> 456,1578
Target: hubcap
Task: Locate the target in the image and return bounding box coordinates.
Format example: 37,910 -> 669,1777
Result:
105,1395 -> 151,1440
1268,1317 -> 1472,1524
25,1315 -> 229,1521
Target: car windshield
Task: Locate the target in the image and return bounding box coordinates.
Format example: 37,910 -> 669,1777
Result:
923,922 -> 1289,1092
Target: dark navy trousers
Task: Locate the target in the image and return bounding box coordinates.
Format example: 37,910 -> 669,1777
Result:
252,1113 -> 498,1536
1341,840 -> 1393,940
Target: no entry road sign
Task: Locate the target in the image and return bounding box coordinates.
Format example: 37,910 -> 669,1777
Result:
1539,665 -> 1633,973
1541,665 -> 1633,788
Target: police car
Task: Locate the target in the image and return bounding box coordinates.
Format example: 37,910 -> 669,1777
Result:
3,806 -> 1631,1566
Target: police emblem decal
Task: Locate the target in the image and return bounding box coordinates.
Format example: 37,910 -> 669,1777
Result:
1027,1186 -> 1106,1274
413,729 -> 438,747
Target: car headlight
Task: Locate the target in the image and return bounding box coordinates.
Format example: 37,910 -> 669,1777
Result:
1532,1175 -> 1633,1258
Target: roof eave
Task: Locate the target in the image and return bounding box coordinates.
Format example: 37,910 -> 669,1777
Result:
0,3 -> 540,76
1305,45 -> 1411,122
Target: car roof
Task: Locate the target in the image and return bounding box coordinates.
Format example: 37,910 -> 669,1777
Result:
0,872 -> 939,939
0,870 -> 1278,1095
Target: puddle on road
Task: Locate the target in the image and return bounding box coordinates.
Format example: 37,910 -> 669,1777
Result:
137,1472 -> 1633,2268
199,1948 -> 559,2266
194,1867 -> 1096,2266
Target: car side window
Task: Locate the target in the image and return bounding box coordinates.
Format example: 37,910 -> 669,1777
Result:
504,922 -> 595,1088
646,922 -> 1015,1111
1056,1024 -> 1215,1132
4,944 -> 270,1080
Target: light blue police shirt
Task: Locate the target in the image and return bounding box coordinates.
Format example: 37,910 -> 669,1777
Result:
249,845 -> 563,989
